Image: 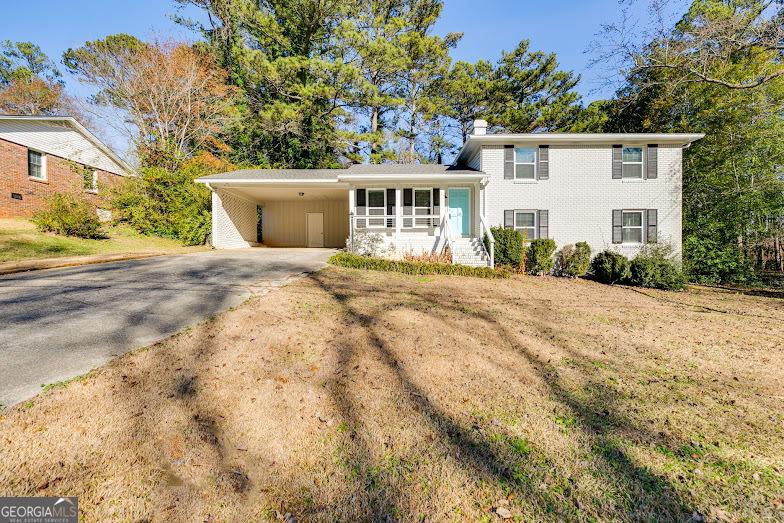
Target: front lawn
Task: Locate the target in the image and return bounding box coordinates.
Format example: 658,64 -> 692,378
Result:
0,269 -> 782,521
0,218 -> 207,263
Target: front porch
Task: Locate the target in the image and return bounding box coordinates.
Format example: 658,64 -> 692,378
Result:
196,165 -> 495,266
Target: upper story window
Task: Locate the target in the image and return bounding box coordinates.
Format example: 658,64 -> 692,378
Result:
515,147 -> 536,180
514,210 -> 537,240
622,210 -> 643,243
28,150 -> 45,180
622,147 -> 643,179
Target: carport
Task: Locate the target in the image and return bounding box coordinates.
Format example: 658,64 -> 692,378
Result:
196,169 -> 348,249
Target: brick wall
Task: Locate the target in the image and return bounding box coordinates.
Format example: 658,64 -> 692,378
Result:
0,137 -> 122,218
480,143 -> 683,258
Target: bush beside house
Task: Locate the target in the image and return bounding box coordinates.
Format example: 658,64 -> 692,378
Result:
487,227 -> 526,268
31,193 -> 103,239
591,250 -> 632,285
526,238 -> 556,275
556,242 -> 591,277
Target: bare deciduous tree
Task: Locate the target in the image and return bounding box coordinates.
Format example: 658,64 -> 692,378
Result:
64,36 -> 239,167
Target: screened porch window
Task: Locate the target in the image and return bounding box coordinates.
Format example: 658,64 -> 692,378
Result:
414,188 -> 432,227
367,189 -> 386,227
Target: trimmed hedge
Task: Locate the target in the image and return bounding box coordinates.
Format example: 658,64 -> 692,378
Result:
329,251 -> 509,279
526,238 -> 557,275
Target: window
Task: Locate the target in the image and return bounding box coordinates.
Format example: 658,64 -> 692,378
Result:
87,171 -> 98,193
514,210 -> 536,240
414,188 -> 432,226
28,150 -> 44,179
622,147 -> 643,179
515,147 -> 536,180
622,211 -> 643,243
367,189 -> 386,227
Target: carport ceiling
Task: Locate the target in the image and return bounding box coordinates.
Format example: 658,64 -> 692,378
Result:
220,185 -> 348,202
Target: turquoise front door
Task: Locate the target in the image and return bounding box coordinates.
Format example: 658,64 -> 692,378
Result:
448,188 -> 470,237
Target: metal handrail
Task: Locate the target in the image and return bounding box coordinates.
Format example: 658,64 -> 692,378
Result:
479,215 -> 495,268
440,214 -> 455,263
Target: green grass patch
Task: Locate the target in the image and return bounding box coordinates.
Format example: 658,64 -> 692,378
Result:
328,251 -> 509,279
0,218 -> 206,263
40,374 -> 87,393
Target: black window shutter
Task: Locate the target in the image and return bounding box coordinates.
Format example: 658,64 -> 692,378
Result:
647,145 -> 658,179
612,210 -> 623,243
504,145 -> 514,179
432,188 -> 440,215
612,145 -> 622,179
538,210 -> 549,239
504,210 -> 514,228
538,146 -> 549,180
646,209 -> 658,243
356,188 -> 366,216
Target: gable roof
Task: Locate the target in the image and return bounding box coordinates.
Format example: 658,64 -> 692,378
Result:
195,163 -> 484,184
455,132 -> 705,165
0,115 -> 132,176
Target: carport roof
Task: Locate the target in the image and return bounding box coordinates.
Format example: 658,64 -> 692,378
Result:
195,163 -> 484,184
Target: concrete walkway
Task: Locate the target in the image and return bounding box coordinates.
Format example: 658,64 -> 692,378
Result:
0,248 -> 334,408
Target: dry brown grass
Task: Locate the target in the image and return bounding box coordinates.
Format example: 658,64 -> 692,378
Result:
1,268 -> 783,522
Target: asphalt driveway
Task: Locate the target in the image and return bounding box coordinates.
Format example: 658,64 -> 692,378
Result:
0,248 -> 334,408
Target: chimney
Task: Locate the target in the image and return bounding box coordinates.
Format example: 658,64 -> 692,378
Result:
471,119 -> 488,136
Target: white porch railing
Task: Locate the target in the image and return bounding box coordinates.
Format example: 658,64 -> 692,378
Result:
439,214 -> 455,263
479,215 -> 495,268
353,214 -> 440,229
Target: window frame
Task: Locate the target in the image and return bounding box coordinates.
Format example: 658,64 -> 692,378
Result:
28,149 -> 46,180
86,170 -> 99,193
514,147 -> 537,180
366,188 -> 387,228
514,210 -> 537,240
621,146 -> 644,179
621,210 -> 644,244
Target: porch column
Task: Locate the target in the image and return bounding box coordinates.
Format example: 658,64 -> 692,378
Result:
348,185 -> 355,247
395,187 -> 401,236
439,186 -> 446,225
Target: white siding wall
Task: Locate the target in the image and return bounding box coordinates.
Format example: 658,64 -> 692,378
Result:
212,190 -> 258,248
480,144 -> 682,258
0,120 -> 127,175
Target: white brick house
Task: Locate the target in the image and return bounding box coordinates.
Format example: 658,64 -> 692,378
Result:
196,122 -> 703,267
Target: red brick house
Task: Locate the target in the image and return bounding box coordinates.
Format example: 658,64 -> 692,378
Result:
0,115 -> 131,218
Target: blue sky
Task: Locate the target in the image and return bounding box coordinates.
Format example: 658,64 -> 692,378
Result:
0,0 -> 652,154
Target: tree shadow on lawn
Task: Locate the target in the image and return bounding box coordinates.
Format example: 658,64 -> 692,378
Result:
309,271 -> 698,521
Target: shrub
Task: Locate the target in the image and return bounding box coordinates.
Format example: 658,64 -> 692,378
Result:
403,250 -> 452,264
487,226 -> 526,268
329,251 -> 509,279
556,242 -> 591,277
110,153 -> 224,246
347,230 -> 390,257
526,238 -> 557,275
591,250 -> 631,284
31,193 -> 103,239
630,244 -> 686,290
683,235 -> 754,284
